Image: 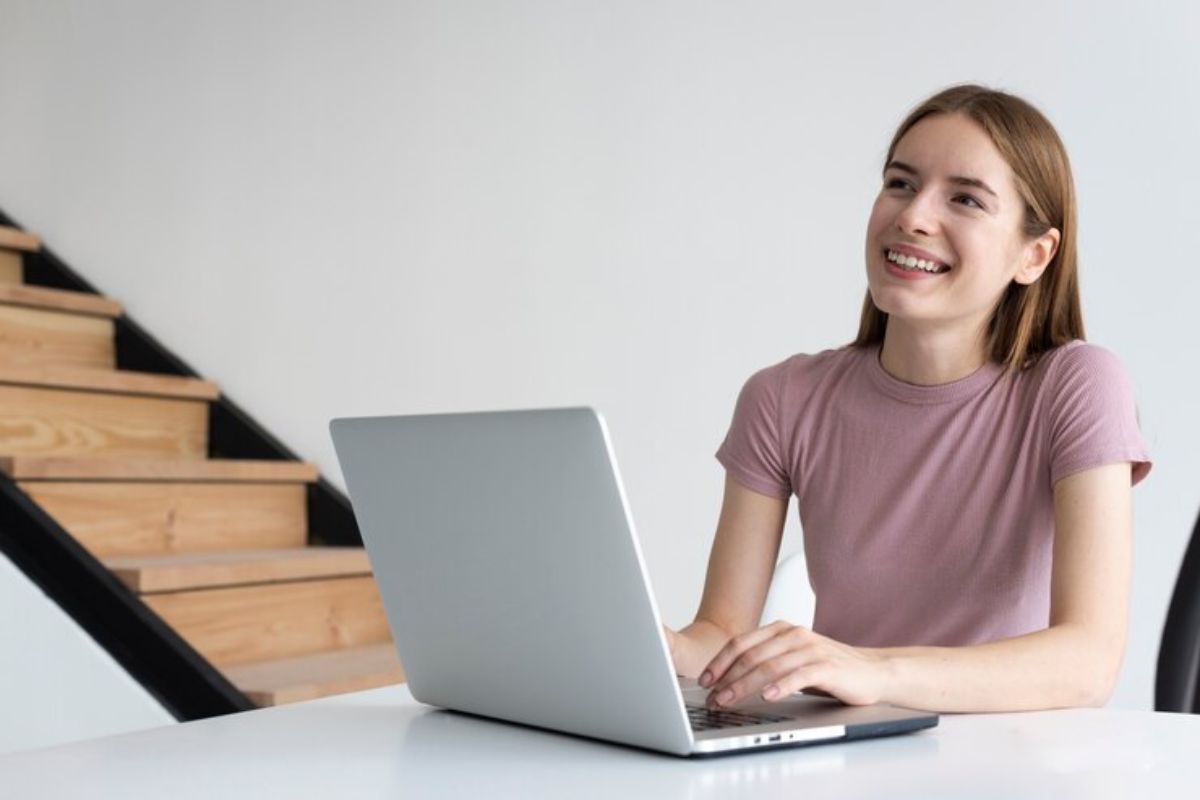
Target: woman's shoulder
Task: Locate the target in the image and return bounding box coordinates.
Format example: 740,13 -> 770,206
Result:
1024,340 -> 1142,433
734,344 -> 867,411
1028,340 -> 1132,388
747,343 -> 865,383
1026,341 -> 1151,485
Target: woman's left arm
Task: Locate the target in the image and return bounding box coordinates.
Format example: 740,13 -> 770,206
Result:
701,462 -> 1133,713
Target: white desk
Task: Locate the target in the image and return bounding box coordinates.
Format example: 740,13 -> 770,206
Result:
2,685 -> 1198,799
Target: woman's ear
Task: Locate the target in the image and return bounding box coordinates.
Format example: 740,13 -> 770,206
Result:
1014,227 -> 1060,286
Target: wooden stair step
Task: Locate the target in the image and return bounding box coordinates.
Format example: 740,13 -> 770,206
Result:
0,225 -> 41,252
9,459 -> 315,558
0,456 -> 317,482
0,286 -> 120,370
0,379 -> 208,459
143,575 -> 390,667
0,253 -> 23,285
0,283 -> 121,317
106,547 -> 371,592
0,363 -> 217,400
223,643 -> 404,706
0,366 -> 216,460
0,305 -> 114,371
22,478 -> 308,557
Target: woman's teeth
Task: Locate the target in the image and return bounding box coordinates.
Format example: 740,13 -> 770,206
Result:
886,249 -> 948,274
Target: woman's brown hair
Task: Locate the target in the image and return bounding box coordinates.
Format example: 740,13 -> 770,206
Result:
854,83 -> 1084,371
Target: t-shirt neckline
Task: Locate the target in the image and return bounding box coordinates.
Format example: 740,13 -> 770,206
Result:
865,344 -> 1006,405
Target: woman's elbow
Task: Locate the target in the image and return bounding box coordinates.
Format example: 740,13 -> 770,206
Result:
1079,642 -> 1124,708
1058,668 -> 1113,709
1055,626 -> 1123,708
1081,678 -> 1115,708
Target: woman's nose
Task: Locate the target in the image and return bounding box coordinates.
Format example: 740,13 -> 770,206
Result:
894,190 -> 939,236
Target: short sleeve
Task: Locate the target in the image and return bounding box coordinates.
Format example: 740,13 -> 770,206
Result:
1047,343 -> 1152,486
715,363 -> 792,498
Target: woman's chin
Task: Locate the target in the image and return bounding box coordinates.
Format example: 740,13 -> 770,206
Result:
869,296 -> 941,327
867,286 -> 919,318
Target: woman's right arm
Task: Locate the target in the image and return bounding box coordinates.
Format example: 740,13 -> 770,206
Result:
667,472 -> 789,678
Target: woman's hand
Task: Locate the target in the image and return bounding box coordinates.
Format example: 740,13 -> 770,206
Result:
662,620 -> 735,678
699,620 -> 891,708
663,625 -> 680,660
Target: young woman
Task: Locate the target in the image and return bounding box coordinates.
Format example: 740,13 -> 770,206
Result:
664,84 -> 1152,713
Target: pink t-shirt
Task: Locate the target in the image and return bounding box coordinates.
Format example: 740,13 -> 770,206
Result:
715,341 -> 1151,648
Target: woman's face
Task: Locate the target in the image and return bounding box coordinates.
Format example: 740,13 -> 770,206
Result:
863,112 -> 1055,336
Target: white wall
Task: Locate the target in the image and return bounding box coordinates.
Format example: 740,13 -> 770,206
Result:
0,554 -> 173,754
0,0 -> 1196,716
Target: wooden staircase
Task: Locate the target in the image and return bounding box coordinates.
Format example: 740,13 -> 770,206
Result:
0,225 -> 404,707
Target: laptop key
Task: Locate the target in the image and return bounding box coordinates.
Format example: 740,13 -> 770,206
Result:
686,704 -> 791,731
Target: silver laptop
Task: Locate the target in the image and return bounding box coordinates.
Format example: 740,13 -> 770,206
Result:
329,407 -> 937,756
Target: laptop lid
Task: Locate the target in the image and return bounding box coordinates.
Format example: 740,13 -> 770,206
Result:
330,407 -> 694,754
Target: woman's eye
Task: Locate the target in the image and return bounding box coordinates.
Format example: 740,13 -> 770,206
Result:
955,194 -> 983,210
885,178 -> 985,211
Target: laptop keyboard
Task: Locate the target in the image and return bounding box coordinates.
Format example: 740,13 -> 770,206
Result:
686,704 -> 791,732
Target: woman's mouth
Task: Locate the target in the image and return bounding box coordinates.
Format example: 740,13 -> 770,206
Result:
882,247 -> 951,279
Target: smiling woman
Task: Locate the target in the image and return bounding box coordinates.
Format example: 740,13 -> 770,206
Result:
663,84 -> 1153,714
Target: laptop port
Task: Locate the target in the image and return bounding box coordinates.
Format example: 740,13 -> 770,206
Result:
768,734 -> 782,743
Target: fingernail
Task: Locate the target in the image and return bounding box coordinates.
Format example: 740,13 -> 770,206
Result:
762,684 -> 780,700
699,670 -> 712,687
716,689 -> 733,706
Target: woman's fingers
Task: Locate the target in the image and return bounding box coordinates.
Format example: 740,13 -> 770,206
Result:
759,661 -> 832,702
698,620 -> 785,688
698,626 -> 887,708
709,650 -> 811,707
705,632 -> 804,703
699,620 -> 802,690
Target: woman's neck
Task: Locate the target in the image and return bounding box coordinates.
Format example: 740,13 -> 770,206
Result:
878,321 -> 989,386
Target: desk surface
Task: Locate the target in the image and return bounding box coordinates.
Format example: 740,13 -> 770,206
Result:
3,685 -> 1199,799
